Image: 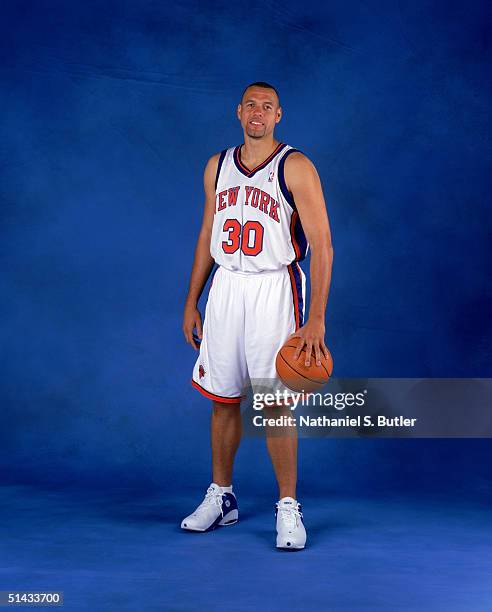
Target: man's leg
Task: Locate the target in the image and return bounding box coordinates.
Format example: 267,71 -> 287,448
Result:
180,400 -> 241,532
264,404 -> 305,549
211,400 -> 242,486
264,404 -> 297,499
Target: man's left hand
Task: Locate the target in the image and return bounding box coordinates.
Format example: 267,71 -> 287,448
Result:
289,318 -> 328,367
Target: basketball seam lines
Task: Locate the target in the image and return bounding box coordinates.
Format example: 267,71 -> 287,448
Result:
282,344 -> 331,377
278,351 -> 327,385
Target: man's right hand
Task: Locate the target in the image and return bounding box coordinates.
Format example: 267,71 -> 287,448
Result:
183,302 -> 203,350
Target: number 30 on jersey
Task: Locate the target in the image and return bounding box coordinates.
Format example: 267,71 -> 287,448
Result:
222,219 -> 264,256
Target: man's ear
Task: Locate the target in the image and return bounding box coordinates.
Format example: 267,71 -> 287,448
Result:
276,107 -> 282,124
237,104 -> 242,121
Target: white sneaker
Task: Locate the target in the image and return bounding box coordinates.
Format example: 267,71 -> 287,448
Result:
181,483 -> 239,532
275,497 -> 306,549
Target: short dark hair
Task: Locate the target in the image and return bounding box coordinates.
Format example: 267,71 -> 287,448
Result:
241,82 -> 280,106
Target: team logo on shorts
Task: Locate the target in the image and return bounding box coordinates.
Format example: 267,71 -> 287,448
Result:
199,364 -> 206,379
268,170 -> 275,182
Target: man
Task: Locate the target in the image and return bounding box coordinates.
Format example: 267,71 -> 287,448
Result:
181,82 -> 333,549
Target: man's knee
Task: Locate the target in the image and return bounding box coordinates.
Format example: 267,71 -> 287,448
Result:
212,400 -> 241,418
261,403 -> 297,438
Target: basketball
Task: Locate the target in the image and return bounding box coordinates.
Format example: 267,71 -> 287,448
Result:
275,338 -> 333,393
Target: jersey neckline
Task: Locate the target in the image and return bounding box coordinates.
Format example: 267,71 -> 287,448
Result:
233,142 -> 287,178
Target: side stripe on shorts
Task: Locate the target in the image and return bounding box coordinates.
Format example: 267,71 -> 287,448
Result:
287,262 -> 304,330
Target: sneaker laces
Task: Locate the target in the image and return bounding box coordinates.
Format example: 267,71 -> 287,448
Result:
197,486 -> 226,517
278,504 -> 303,529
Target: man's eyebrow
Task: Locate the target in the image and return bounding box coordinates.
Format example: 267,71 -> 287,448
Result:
243,98 -> 274,104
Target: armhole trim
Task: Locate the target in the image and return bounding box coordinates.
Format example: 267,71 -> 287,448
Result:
278,148 -> 301,210
215,149 -> 228,191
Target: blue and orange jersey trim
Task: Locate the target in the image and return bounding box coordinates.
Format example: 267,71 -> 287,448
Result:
278,148 -> 300,208
215,149 -> 228,190
279,148 -> 309,262
289,210 -> 308,262
233,142 -> 286,178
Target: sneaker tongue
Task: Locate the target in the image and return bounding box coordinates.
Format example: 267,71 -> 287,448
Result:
279,497 -> 297,506
209,483 -> 222,492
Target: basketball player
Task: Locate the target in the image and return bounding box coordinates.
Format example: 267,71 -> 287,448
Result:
181,82 -> 333,549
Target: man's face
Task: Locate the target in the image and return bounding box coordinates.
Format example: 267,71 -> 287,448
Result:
237,87 -> 282,139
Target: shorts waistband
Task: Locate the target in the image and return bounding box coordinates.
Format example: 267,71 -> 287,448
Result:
218,265 -> 289,278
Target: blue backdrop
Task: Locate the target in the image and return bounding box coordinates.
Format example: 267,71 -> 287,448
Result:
1,1 -> 491,498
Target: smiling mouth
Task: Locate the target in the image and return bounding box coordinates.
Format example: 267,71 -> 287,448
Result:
249,121 -> 264,127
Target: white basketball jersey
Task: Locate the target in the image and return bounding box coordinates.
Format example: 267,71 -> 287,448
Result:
210,143 -> 309,273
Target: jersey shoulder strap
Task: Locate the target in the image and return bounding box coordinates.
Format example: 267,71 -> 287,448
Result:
215,149 -> 229,190
278,147 -> 303,210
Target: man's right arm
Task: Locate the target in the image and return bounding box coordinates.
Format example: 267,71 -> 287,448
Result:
183,153 -> 220,350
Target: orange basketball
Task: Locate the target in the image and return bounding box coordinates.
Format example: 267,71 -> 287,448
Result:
275,338 -> 333,393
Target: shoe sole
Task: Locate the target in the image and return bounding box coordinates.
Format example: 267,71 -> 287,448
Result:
276,536 -> 306,550
181,519 -> 238,532
181,510 -> 238,532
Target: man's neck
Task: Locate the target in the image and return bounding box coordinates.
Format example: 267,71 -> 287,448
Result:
241,136 -> 280,168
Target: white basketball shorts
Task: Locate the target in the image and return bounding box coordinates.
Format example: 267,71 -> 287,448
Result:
192,263 -> 306,403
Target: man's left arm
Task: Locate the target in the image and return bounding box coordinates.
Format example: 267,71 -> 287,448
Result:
284,152 -> 334,367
